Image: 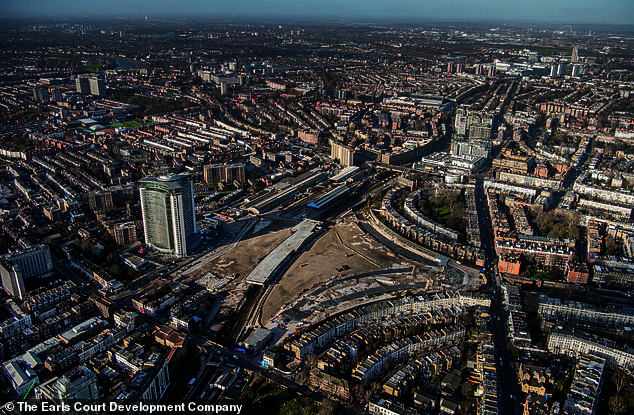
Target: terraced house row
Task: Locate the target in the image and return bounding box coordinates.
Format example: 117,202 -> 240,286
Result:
352,325 -> 465,382
404,188 -> 460,242
548,330 -> 634,370
487,190 -> 576,271
317,313 -> 451,373
381,187 -> 485,266
538,295 -> 634,328
285,291 -> 489,359
383,346 -> 462,397
476,341 -> 498,415
464,187 -> 482,248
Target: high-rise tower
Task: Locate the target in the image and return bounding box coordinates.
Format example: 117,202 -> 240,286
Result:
572,45 -> 579,63
330,140 -> 354,167
75,77 -> 91,94
203,163 -> 246,184
89,76 -> 106,96
0,245 -> 53,299
139,174 -> 198,258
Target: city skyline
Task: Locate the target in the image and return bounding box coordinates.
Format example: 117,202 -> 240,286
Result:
3,0 -> 634,25
0,7 -> 633,413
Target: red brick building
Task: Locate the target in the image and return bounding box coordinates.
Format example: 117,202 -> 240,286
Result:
566,262 -> 590,284
499,253 -> 521,275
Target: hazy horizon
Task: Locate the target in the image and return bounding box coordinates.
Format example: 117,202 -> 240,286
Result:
3,0 -> 633,26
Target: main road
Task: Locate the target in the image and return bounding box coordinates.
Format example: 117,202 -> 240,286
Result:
475,177 -> 520,415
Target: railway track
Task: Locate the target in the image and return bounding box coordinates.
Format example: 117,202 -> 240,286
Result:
226,285 -> 263,345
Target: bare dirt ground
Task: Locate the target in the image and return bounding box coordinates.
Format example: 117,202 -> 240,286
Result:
193,219 -> 297,281
260,219 -> 412,323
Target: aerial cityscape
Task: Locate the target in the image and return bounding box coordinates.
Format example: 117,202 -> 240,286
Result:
0,4 -> 633,415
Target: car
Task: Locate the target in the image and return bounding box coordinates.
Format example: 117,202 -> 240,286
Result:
232,355 -> 238,360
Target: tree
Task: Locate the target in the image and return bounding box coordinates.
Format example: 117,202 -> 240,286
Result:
34,225 -> 51,237
252,371 -> 263,386
107,252 -> 121,265
362,163 -> 375,175
351,384 -> 364,402
371,189 -> 385,209
317,399 -> 334,415
306,353 -> 318,368
605,235 -> 620,256
107,264 -> 124,278
609,395 -> 627,415
78,237 -> 94,254
613,368 -> 630,395
296,365 -> 310,385
523,294 -> 539,314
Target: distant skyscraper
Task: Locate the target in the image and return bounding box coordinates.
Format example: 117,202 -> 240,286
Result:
51,89 -> 63,102
75,77 -> 91,94
89,76 -> 106,96
203,163 -> 245,184
571,45 -> 579,63
139,174 -> 198,258
32,87 -> 49,103
557,64 -> 566,77
0,245 -> 53,299
113,222 -> 138,246
330,140 -> 354,167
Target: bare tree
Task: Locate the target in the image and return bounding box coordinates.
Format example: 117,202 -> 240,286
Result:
613,369 -> 630,395
351,384 -> 364,402
296,365 -> 311,385
252,371 -> 263,386
318,398 -> 335,415
609,395 -> 627,415
306,353 -> 318,368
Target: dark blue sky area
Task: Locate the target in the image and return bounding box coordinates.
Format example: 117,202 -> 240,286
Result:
4,0 -> 633,25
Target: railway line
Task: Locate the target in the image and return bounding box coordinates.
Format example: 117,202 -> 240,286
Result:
226,285 -> 264,345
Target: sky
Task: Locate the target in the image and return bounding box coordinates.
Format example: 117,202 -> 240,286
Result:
3,0 -> 633,25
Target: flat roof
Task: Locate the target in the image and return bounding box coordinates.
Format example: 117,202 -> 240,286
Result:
307,185 -> 349,209
122,253 -> 147,266
59,317 -> 104,343
330,166 -> 359,182
4,362 -> 28,387
245,220 -> 318,285
244,328 -> 272,347
26,337 -> 61,355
